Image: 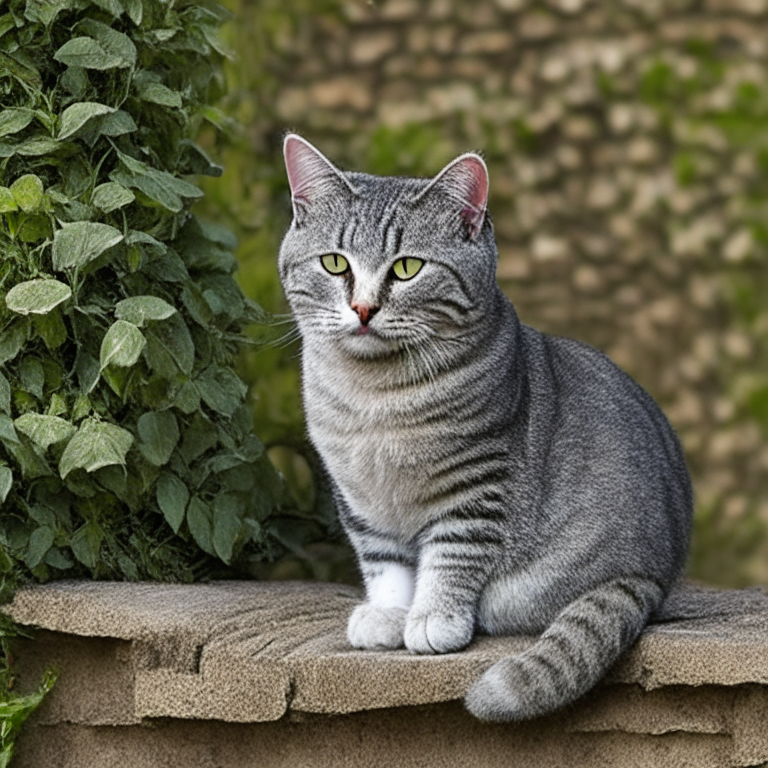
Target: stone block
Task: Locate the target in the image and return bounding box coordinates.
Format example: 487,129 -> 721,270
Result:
459,30 -> 514,54
379,0 -> 422,20
518,11 -> 559,39
310,77 -> 373,111
350,30 -> 399,65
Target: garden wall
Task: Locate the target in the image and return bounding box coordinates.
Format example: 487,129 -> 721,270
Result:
216,0 -> 768,584
7,579 -> 768,767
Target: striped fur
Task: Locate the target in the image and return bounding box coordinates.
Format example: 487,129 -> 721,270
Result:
278,135 -> 693,721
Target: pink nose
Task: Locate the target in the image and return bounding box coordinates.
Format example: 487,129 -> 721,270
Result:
350,302 -> 379,326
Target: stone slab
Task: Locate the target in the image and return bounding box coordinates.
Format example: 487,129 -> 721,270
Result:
7,580 -> 768,722
8,580 -> 768,767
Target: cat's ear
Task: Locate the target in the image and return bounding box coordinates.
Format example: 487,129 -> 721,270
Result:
418,153 -> 489,239
283,134 -> 353,221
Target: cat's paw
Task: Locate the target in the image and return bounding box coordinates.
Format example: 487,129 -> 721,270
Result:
404,608 -> 474,655
347,603 -> 407,650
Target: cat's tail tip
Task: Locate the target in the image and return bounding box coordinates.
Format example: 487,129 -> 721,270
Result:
464,661 -> 534,722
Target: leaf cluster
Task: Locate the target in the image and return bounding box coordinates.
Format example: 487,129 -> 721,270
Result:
0,0 -> 293,593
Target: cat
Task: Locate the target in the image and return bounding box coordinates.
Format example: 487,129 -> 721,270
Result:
278,134 -> 693,722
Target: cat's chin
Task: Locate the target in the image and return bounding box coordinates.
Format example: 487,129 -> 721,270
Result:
337,332 -> 400,359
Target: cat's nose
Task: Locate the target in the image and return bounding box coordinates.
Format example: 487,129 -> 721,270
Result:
350,302 -> 379,326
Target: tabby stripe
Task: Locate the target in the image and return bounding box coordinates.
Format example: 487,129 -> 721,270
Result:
360,550 -> 414,566
542,632 -> 581,677
560,613 -> 604,648
429,453 -> 508,482
427,528 -> 503,546
439,262 -> 473,305
614,581 -> 648,612
336,220 -> 347,252
526,651 -> 567,689
380,208 -> 400,252
419,507 -> 506,534
338,508 -> 392,538
392,225 -> 403,255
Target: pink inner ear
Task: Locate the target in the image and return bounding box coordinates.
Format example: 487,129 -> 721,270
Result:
284,135 -> 336,203
443,155 -> 489,238
458,156 -> 489,211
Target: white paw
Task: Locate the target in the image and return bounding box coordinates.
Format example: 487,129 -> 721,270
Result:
347,603 -> 407,650
404,608 -> 474,655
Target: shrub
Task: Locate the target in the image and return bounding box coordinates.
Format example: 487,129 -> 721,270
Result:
0,0 -> 297,596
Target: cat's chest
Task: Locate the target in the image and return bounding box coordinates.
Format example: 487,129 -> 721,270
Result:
303,376 -> 450,540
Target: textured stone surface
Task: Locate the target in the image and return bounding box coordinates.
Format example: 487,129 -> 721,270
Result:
7,579 -> 768,723
8,580 -> 768,767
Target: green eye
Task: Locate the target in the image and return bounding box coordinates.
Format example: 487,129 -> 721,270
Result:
392,257 -> 423,280
321,254 -> 349,275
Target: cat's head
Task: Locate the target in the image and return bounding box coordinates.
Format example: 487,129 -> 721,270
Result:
278,134 -> 498,361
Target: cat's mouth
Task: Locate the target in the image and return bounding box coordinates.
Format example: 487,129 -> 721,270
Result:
338,325 -> 401,358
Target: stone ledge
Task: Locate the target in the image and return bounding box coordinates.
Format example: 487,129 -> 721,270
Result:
6,580 -> 768,767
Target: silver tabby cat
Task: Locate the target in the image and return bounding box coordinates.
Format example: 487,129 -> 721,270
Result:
278,134 -> 692,722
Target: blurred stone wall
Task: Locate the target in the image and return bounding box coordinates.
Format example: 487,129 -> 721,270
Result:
215,0 -> 768,585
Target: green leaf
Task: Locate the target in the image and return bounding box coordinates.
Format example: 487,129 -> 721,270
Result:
0,320 -> 28,364
186,497 -> 214,555
99,320 -> 145,369
45,547 -> 74,570
91,0 -> 123,18
10,174 -> 44,212
100,110 -> 137,137
137,410 -> 179,466
58,102 -> 115,140
0,186 -> 17,212
19,357 -> 44,399
6,279 -> 71,315
121,0 -> 143,25
46,392 -> 67,417
213,494 -> 243,564
53,37 -> 125,70
61,65 -> 89,99
111,153 -> 203,213
52,221 -> 124,271
54,21 -> 136,71
145,313 -> 194,375
0,466 -> 12,504
180,414 -> 218,464
25,0 -> 76,25
14,414 -> 76,449
180,140 -> 223,177
174,380 -> 200,413
115,295 -> 176,326
156,472 -> 188,533
59,418 -> 134,478
18,214 -> 52,243
136,81 -> 182,108
92,182 -> 134,213
13,136 -> 60,157
0,372 -> 10,414
79,18 -> 137,68
0,413 -> 20,447
71,394 -> 91,423
25,526 -> 55,569
70,522 -> 103,569
34,310 -> 67,351
196,365 -> 248,417
0,108 -> 34,138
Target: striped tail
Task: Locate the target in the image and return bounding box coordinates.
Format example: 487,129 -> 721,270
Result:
464,577 -> 664,722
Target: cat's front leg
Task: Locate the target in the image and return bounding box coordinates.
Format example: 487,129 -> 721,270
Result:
405,510 -> 502,655
342,512 -> 416,649
347,560 -> 415,650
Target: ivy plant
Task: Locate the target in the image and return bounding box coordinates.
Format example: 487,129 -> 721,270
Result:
0,0 -> 296,594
